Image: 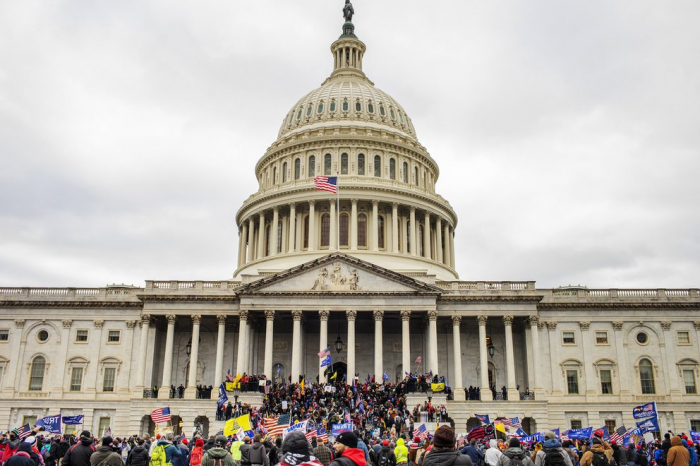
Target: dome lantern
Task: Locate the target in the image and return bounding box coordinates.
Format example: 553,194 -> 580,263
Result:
331,1 -> 366,79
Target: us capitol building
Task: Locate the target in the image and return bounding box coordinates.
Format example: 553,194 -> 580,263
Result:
1,6 -> 699,438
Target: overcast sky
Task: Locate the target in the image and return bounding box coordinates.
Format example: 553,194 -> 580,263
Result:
1,1 -> 699,289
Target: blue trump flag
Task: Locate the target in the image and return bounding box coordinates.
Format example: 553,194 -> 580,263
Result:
63,415 -> 84,425
36,414 -> 62,434
568,427 -> 593,440
320,356 -> 332,368
475,414 -> 490,425
636,417 -> 660,434
632,402 -> 657,421
331,423 -> 354,436
217,383 -> 228,408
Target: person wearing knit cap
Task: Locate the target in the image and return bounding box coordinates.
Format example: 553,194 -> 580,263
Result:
330,432 -> 366,466
188,439 -> 205,466
496,438 -> 534,466
89,437 -> 124,466
421,426 -> 471,466
62,431 -> 95,466
278,431 -> 322,466
4,442 -> 36,466
375,439 -> 397,466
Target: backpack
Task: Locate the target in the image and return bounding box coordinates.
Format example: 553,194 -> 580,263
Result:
378,450 -> 390,466
509,455 -> 525,466
544,450 -> 566,466
149,445 -> 170,466
190,448 -> 203,466
593,452 -> 610,466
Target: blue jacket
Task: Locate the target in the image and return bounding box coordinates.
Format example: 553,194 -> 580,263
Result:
460,446 -> 484,466
157,441 -> 183,465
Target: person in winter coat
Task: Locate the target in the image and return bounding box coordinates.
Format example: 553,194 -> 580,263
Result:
535,433 -> 574,466
330,432 -> 366,466
667,437 -> 690,466
240,438 -> 252,466
612,443 -> 628,466
172,441 -> 189,466
204,438 -> 217,454
202,436 -> 235,466
579,438 -> 613,466
421,426 -> 472,466
5,443 -> 37,466
627,445 -> 638,466
394,439 -> 407,466
247,436 -> 268,466
189,440 -> 204,466
89,437 -> 124,466
460,440 -> 484,466
63,432 -> 96,466
2,432 -> 23,466
229,439 -> 243,466
126,440 -> 149,466
156,434 -> 183,466
485,440 -> 502,466
497,439 -> 535,466
278,432 -> 322,466
374,441 -> 396,466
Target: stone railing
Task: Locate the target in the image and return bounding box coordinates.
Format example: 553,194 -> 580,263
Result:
0,287 -> 139,299
435,281 -> 537,292
145,281 -> 238,292
547,288 -> 699,300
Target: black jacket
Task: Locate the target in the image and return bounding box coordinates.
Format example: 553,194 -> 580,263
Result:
5,452 -> 36,466
127,446 -> 149,466
63,439 -> 96,466
423,449 -> 473,466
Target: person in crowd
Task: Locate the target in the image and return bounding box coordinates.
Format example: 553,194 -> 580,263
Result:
612,442 -> 627,466
374,441 -> 396,466
126,439 -> 149,466
535,432 -> 573,466
313,439 -> 332,466
240,437 -> 252,466
330,433 -> 366,466
579,438 -> 612,466
90,437 -> 124,466
393,439 -> 407,466
63,431 -> 95,466
497,438 -> 534,466
229,437 -> 243,466
247,435 -> 268,466
4,443 -> 37,466
154,434 -> 183,466
201,436 -> 234,466
173,439 -> 189,466
278,432 -> 322,466
667,436 -> 690,466
189,439 -> 204,466
485,440 -> 502,466
460,440 -> 484,466
421,426 -> 471,466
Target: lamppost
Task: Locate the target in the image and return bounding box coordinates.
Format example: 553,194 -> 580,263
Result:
333,332 -> 343,383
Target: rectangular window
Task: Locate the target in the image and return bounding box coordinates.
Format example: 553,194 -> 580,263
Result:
605,420 -> 617,433
0,329 -> 8,341
76,330 -> 88,342
98,417 -> 111,437
595,331 -> 609,344
691,420 -> 700,432
600,369 -> 613,394
566,370 -> 579,394
23,416 -> 37,427
683,369 -> 697,394
563,332 -> 576,345
570,419 -> 582,430
103,368 -> 116,392
70,367 -> 83,392
678,331 -> 691,345
107,331 -> 120,343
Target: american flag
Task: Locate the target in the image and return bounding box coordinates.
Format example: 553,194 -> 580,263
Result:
263,416 -> 290,438
151,407 -> 171,424
17,424 -> 32,440
610,426 -> 628,443
415,356 -> 422,365
318,347 -> 331,358
316,427 -> 329,442
500,417 -> 522,429
305,429 -> 317,442
314,176 -> 338,194
413,424 -> 428,440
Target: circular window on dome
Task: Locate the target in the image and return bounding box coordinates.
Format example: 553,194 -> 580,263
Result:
37,330 -> 49,343
636,332 -> 649,345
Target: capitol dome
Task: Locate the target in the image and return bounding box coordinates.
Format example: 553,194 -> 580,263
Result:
234,16 -> 459,282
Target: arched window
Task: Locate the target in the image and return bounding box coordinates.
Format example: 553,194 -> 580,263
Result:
403,162 -> 408,183
278,221 -> 283,253
303,216 -> 309,249
29,355 -> 46,391
640,359 -> 656,394
272,167 -> 277,185
294,158 -> 301,180
358,154 -> 365,175
418,223 -> 424,256
265,224 -> 271,256
317,101 -> 324,114
355,100 -> 362,112
389,159 -> 396,180
358,214 -> 367,247
320,213 -> 330,248
374,155 -> 381,177
282,162 -> 288,183
414,166 -> 419,185
306,104 -> 313,117
339,213 -> 349,247
324,154 -> 332,175
341,153 -> 349,175
378,216 -> 385,249
308,156 -> 316,177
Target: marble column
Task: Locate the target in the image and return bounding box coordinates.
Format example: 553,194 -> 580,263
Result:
661,321 -> 681,397
185,315 -> 201,399
238,224 -> 247,268
428,310 -> 439,375
371,200 -> 379,251
308,201 -> 316,251
136,315 -> 151,390
443,223 -> 451,267
236,311 -> 248,375
579,321 -> 598,398
263,311 -> 274,379
347,310 -> 357,385
503,315 -> 519,400
528,316 -> 543,397
330,200 -> 337,250
478,315 -> 493,400
546,321 -> 561,394
288,203 -> 296,253
247,218 -> 255,262
423,212 -> 431,259
401,311 -> 411,378
409,207 -> 416,255
159,314 -> 177,399
449,228 -> 456,269
452,316 -> 465,400
214,315 -> 226,386
271,207 -> 279,255
291,310 -> 303,382
319,310 -> 329,382
392,203 -> 399,253
350,199 -> 358,250
435,217 -> 443,264
374,310 -> 384,383
257,212 -> 266,258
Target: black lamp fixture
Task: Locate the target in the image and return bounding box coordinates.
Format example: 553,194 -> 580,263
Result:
487,342 -> 495,359
335,333 -> 344,353
186,338 -> 192,357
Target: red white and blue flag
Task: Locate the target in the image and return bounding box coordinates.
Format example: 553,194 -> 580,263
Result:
318,347 -> 331,358
316,427 -> 328,442
413,424 -> 428,440
151,407 -> 171,424
314,176 -> 338,194
16,424 -> 32,440
305,429 -> 317,442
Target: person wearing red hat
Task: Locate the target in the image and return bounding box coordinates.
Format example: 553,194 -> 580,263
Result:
375,441 -> 396,466
189,439 -> 205,466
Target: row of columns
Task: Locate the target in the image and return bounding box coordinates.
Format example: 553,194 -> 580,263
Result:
237,201 -> 456,269
139,312 -> 535,400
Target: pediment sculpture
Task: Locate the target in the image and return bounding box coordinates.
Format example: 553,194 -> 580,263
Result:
311,262 -> 361,291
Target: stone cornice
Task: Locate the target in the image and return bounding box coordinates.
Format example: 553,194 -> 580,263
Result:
538,302 -> 700,310
135,294 -> 238,303
438,295 -> 543,304
0,300 -> 143,309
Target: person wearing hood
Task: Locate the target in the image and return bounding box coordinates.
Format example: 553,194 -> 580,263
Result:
126,440 -> 149,466
460,440 -> 484,466
172,439 -> 189,466
612,442 -> 627,466
2,432 -> 22,466
497,439 -> 534,466
330,432 -> 366,466
278,432 -> 322,466
247,436 -> 268,466
202,436 -> 235,466
421,426 -> 471,466
394,439 -> 407,466
535,432 -> 574,466
354,433 -> 370,465
90,437 -> 124,466
579,438 -> 613,466
229,438 -> 243,466
63,431 -> 96,466
485,440 -> 503,466
189,440 -> 204,466
667,437 -> 690,466
204,438 -> 217,454
5,443 -> 36,466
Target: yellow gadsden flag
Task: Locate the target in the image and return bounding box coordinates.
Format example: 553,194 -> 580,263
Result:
430,383 -> 445,393
224,414 -> 252,437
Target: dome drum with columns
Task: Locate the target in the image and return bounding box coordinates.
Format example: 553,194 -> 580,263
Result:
235,15 -> 458,282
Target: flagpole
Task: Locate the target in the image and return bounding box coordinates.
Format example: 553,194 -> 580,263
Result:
336,172 -> 340,252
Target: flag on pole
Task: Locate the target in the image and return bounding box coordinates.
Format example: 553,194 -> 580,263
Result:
63,415 -> 84,425
412,424 -> 429,440
415,356 -> 422,365
330,371 -> 337,380
320,356 -> 332,368
151,407 -> 172,424
16,424 -> 32,440
475,414 -> 490,425
314,176 -> 338,194
467,424 -> 495,442
318,347 -> 331,358
383,373 -> 389,381
610,426 -> 628,444
316,427 -> 329,442
305,429 -> 318,442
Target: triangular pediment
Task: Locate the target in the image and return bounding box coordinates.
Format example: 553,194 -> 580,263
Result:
238,253 -> 442,295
